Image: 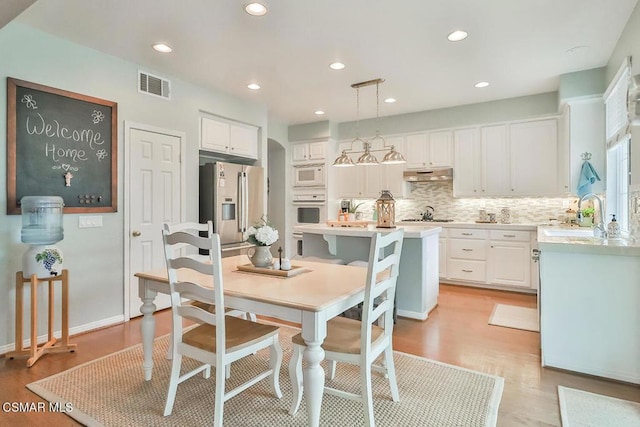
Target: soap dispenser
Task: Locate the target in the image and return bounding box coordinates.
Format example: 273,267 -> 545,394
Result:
607,214 -> 621,239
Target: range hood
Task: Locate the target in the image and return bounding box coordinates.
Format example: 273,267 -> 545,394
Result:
403,168 -> 453,182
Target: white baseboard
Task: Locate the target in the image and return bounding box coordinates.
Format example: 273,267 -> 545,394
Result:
397,309 -> 428,321
0,314 -> 125,355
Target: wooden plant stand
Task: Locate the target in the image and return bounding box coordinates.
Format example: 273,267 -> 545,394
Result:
6,269 -> 76,367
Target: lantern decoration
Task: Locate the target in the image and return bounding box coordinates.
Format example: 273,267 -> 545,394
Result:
375,190 -> 396,228
20,196 -> 65,279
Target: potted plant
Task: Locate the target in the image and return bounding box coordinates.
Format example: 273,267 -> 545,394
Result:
348,201 -> 365,221
579,207 -> 595,227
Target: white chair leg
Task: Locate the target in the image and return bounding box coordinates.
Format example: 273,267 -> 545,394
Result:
225,364 -> 231,379
163,354 -> 183,416
214,360 -> 226,427
269,336 -> 283,398
384,346 -> 400,402
327,359 -> 337,380
248,312 -> 257,322
204,364 -> 211,379
361,363 -> 375,427
288,344 -> 304,415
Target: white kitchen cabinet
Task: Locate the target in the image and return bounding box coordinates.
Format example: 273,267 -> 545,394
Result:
559,98 -> 605,195
509,119 -> 558,196
292,141 -> 326,163
440,226 -> 536,292
446,228 -> 488,283
438,229 -> 447,279
405,131 -> 452,169
488,234 -> 532,288
333,137 -> 407,199
200,116 -> 258,159
453,128 -> 481,196
480,125 -> 510,195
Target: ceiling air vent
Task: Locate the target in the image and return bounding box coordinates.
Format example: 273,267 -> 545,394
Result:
138,70 -> 171,100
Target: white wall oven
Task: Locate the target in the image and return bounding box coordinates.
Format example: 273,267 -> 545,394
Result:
293,164 -> 325,187
292,192 -> 327,225
292,191 -> 327,256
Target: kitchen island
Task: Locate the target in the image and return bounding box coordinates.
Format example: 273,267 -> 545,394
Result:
295,224 -> 442,320
537,225 -> 640,384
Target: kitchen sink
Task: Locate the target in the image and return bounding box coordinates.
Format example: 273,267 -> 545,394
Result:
541,227 -> 597,237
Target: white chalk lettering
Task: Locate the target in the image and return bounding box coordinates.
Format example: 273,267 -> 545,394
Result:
25,113 -> 105,149
45,142 -> 88,162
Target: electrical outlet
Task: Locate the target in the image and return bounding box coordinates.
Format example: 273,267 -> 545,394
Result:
79,215 -> 103,228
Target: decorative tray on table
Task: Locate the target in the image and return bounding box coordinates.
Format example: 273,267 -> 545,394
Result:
326,220 -> 369,228
236,264 -> 309,277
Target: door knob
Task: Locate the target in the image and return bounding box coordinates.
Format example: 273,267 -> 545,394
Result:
132,230 -> 141,237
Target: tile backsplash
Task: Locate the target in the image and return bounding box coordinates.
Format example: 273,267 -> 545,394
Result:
351,181 -> 577,224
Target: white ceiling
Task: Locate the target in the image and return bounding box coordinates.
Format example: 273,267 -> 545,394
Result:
10,0 -> 639,125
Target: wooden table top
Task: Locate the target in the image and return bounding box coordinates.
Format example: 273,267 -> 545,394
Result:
135,255 -> 368,312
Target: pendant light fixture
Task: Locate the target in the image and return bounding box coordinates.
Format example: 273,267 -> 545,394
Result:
333,78 -> 406,167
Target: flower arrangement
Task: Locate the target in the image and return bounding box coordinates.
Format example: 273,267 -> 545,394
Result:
581,207 -> 595,218
245,217 -> 279,246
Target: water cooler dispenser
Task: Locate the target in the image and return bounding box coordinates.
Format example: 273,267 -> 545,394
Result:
20,196 -> 64,279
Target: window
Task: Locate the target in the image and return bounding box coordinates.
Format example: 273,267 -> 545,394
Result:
606,138 -> 630,232
604,57 -> 631,234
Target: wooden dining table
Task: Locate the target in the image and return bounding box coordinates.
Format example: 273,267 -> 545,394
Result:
135,255 -> 368,427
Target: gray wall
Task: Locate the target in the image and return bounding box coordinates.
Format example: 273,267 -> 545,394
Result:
559,67 -> 607,100
338,92 -> 559,139
0,23 -> 267,349
288,120 -> 332,142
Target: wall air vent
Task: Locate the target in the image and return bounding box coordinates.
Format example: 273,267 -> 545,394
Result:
138,71 -> 171,100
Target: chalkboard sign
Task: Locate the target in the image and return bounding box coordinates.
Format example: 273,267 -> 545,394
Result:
7,78 -> 117,214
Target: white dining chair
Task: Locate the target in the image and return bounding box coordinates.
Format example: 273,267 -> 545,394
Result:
162,223 -> 283,426
164,221 -> 256,322
288,228 -> 405,426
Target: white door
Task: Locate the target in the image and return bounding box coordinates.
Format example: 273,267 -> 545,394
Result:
127,126 -> 184,318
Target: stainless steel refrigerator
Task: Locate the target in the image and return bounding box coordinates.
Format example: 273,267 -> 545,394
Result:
199,162 -> 264,249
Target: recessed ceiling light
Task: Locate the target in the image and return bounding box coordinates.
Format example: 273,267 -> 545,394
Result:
152,43 -> 172,53
474,81 -> 490,88
244,2 -> 267,16
329,62 -> 345,70
447,30 -> 468,42
384,98 -> 396,104
314,110 -> 325,115
247,83 -> 261,90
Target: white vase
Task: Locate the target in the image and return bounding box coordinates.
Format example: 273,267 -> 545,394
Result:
23,245 -> 64,279
247,245 -> 273,268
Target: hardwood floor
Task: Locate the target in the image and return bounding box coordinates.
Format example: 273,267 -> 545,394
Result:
1,284 -> 638,426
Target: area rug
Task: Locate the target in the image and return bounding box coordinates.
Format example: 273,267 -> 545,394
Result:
27,326 -> 504,426
558,386 -> 640,426
488,304 -> 539,332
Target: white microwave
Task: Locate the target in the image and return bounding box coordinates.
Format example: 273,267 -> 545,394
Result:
293,164 -> 325,187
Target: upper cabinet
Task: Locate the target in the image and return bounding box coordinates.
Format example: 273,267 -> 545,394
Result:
509,119 -> 558,196
453,119 -> 560,197
405,131 -> 453,169
292,141 -> 326,163
200,116 -> 258,159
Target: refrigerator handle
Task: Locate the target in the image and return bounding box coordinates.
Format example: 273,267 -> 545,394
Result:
243,172 -> 249,232
237,172 -> 244,233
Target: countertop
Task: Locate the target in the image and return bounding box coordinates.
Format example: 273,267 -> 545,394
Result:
537,225 -> 640,256
294,224 -> 442,239
396,221 -> 538,231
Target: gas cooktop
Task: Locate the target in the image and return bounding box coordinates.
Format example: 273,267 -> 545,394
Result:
401,218 -> 455,222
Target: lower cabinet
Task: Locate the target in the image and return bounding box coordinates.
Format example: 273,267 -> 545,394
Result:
442,227 -> 536,292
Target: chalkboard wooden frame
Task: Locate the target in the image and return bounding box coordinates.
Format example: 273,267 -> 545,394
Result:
7,78 -> 118,214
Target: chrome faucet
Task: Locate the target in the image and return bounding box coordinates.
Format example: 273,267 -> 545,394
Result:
577,193 -> 607,238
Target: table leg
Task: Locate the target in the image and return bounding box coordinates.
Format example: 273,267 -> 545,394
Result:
29,275 -> 38,365
301,312 -> 326,427
139,282 -> 157,381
